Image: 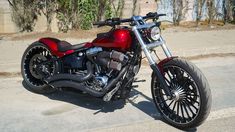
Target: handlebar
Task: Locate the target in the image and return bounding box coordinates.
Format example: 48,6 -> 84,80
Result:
143,12 -> 166,19
93,12 -> 166,27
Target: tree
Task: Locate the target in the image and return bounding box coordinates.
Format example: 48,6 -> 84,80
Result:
111,0 -> 124,17
37,0 -> 57,31
172,0 -> 189,26
78,0 -> 99,30
56,0 -> 82,32
7,0 -> 38,32
195,0 -> 206,26
207,0 -> 216,26
97,0 -> 107,21
223,0 -> 235,23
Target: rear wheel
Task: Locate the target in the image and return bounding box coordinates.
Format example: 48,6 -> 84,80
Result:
151,58 -> 212,130
21,42 -> 59,94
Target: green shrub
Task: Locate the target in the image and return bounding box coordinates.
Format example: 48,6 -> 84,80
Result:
78,0 -> 99,30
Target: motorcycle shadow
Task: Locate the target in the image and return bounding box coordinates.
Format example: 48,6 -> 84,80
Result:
22,79 -> 160,117
22,80 -> 197,132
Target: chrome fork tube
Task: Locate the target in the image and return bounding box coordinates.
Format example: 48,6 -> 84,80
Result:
132,26 -> 155,65
132,26 -> 173,97
159,37 -> 172,58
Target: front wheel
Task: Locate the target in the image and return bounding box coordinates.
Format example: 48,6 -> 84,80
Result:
151,58 -> 212,130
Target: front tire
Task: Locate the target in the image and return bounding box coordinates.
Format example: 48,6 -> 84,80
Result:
151,58 -> 212,130
21,42 -> 59,94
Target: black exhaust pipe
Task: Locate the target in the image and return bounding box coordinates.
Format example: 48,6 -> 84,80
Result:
50,81 -> 104,97
45,61 -> 93,83
48,66 -> 128,97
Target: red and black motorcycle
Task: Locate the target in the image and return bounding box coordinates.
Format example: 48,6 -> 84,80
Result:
21,12 -> 211,129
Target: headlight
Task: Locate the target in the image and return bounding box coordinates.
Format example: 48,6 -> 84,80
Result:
150,26 -> 161,41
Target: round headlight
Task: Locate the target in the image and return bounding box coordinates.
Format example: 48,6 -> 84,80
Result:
150,26 -> 161,41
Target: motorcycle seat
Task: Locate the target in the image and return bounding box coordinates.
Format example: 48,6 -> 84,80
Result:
58,41 -> 86,52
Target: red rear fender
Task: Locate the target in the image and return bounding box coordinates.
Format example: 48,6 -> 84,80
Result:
39,38 -> 75,58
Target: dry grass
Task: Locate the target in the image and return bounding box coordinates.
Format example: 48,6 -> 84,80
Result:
2,27 -> 112,41
161,21 -> 235,32
0,72 -> 21,78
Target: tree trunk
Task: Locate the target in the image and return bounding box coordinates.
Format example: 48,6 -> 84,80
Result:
207,0 -> 214,26
231,0 -> 235,22
97,0 -> 107,21
173,0 -> 183,26
173,0 -> 177,25
223,0 -> 227,24
196,0 -> 205,26
46,15 -> 52,32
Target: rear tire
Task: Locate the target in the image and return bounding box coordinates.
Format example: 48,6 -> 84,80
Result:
21,42 -> 59,94
151,58 -> 212,130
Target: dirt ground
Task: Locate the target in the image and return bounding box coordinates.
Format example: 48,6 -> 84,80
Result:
1,23 -> 235,41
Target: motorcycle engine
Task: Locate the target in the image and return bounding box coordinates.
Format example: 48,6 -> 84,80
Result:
95,75 -> 109,87
62,47 -> 128,92
85,47 -> 128,91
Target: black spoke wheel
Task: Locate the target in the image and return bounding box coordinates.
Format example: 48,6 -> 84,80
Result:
151,58 -> 212,130
21,42 -> 60,94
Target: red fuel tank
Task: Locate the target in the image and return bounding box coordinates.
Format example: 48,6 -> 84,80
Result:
92,28 -> 132,51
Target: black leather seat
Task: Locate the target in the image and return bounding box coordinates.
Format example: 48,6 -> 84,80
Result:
58,41 -> 86,52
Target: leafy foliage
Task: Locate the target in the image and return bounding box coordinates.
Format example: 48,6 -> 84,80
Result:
104,1 -> 113,19
78,0 -> 99,30
8,0 -> 115,32
56,0 -> 74,32
8,0 -> 235,32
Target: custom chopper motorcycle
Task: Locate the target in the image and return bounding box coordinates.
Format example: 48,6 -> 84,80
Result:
21,12 -> 212,129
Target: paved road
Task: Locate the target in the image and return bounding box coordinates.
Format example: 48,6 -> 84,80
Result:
0,56 -> 235,132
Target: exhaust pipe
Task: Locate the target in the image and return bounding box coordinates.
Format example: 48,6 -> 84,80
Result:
48,66 -> 128,97
45,61 -> 93,83
50,81 -> 104,97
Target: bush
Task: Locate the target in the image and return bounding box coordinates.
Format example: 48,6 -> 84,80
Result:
78,0 -> 99,30
8,0 -> 116,32
8,0 -> 38,32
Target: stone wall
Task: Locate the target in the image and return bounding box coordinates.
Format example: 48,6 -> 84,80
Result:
0,0 -> 158,33
1,0 -> 208,33
139,0 -> 157,16
121,0 -> 157,18
0,0 -> 58,33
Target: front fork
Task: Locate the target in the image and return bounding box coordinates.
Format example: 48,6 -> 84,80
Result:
133,26 -> 173,98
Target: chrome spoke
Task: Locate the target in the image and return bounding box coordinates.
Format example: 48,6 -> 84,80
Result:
180,102 -> 185,120
153,65 -> 200,124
